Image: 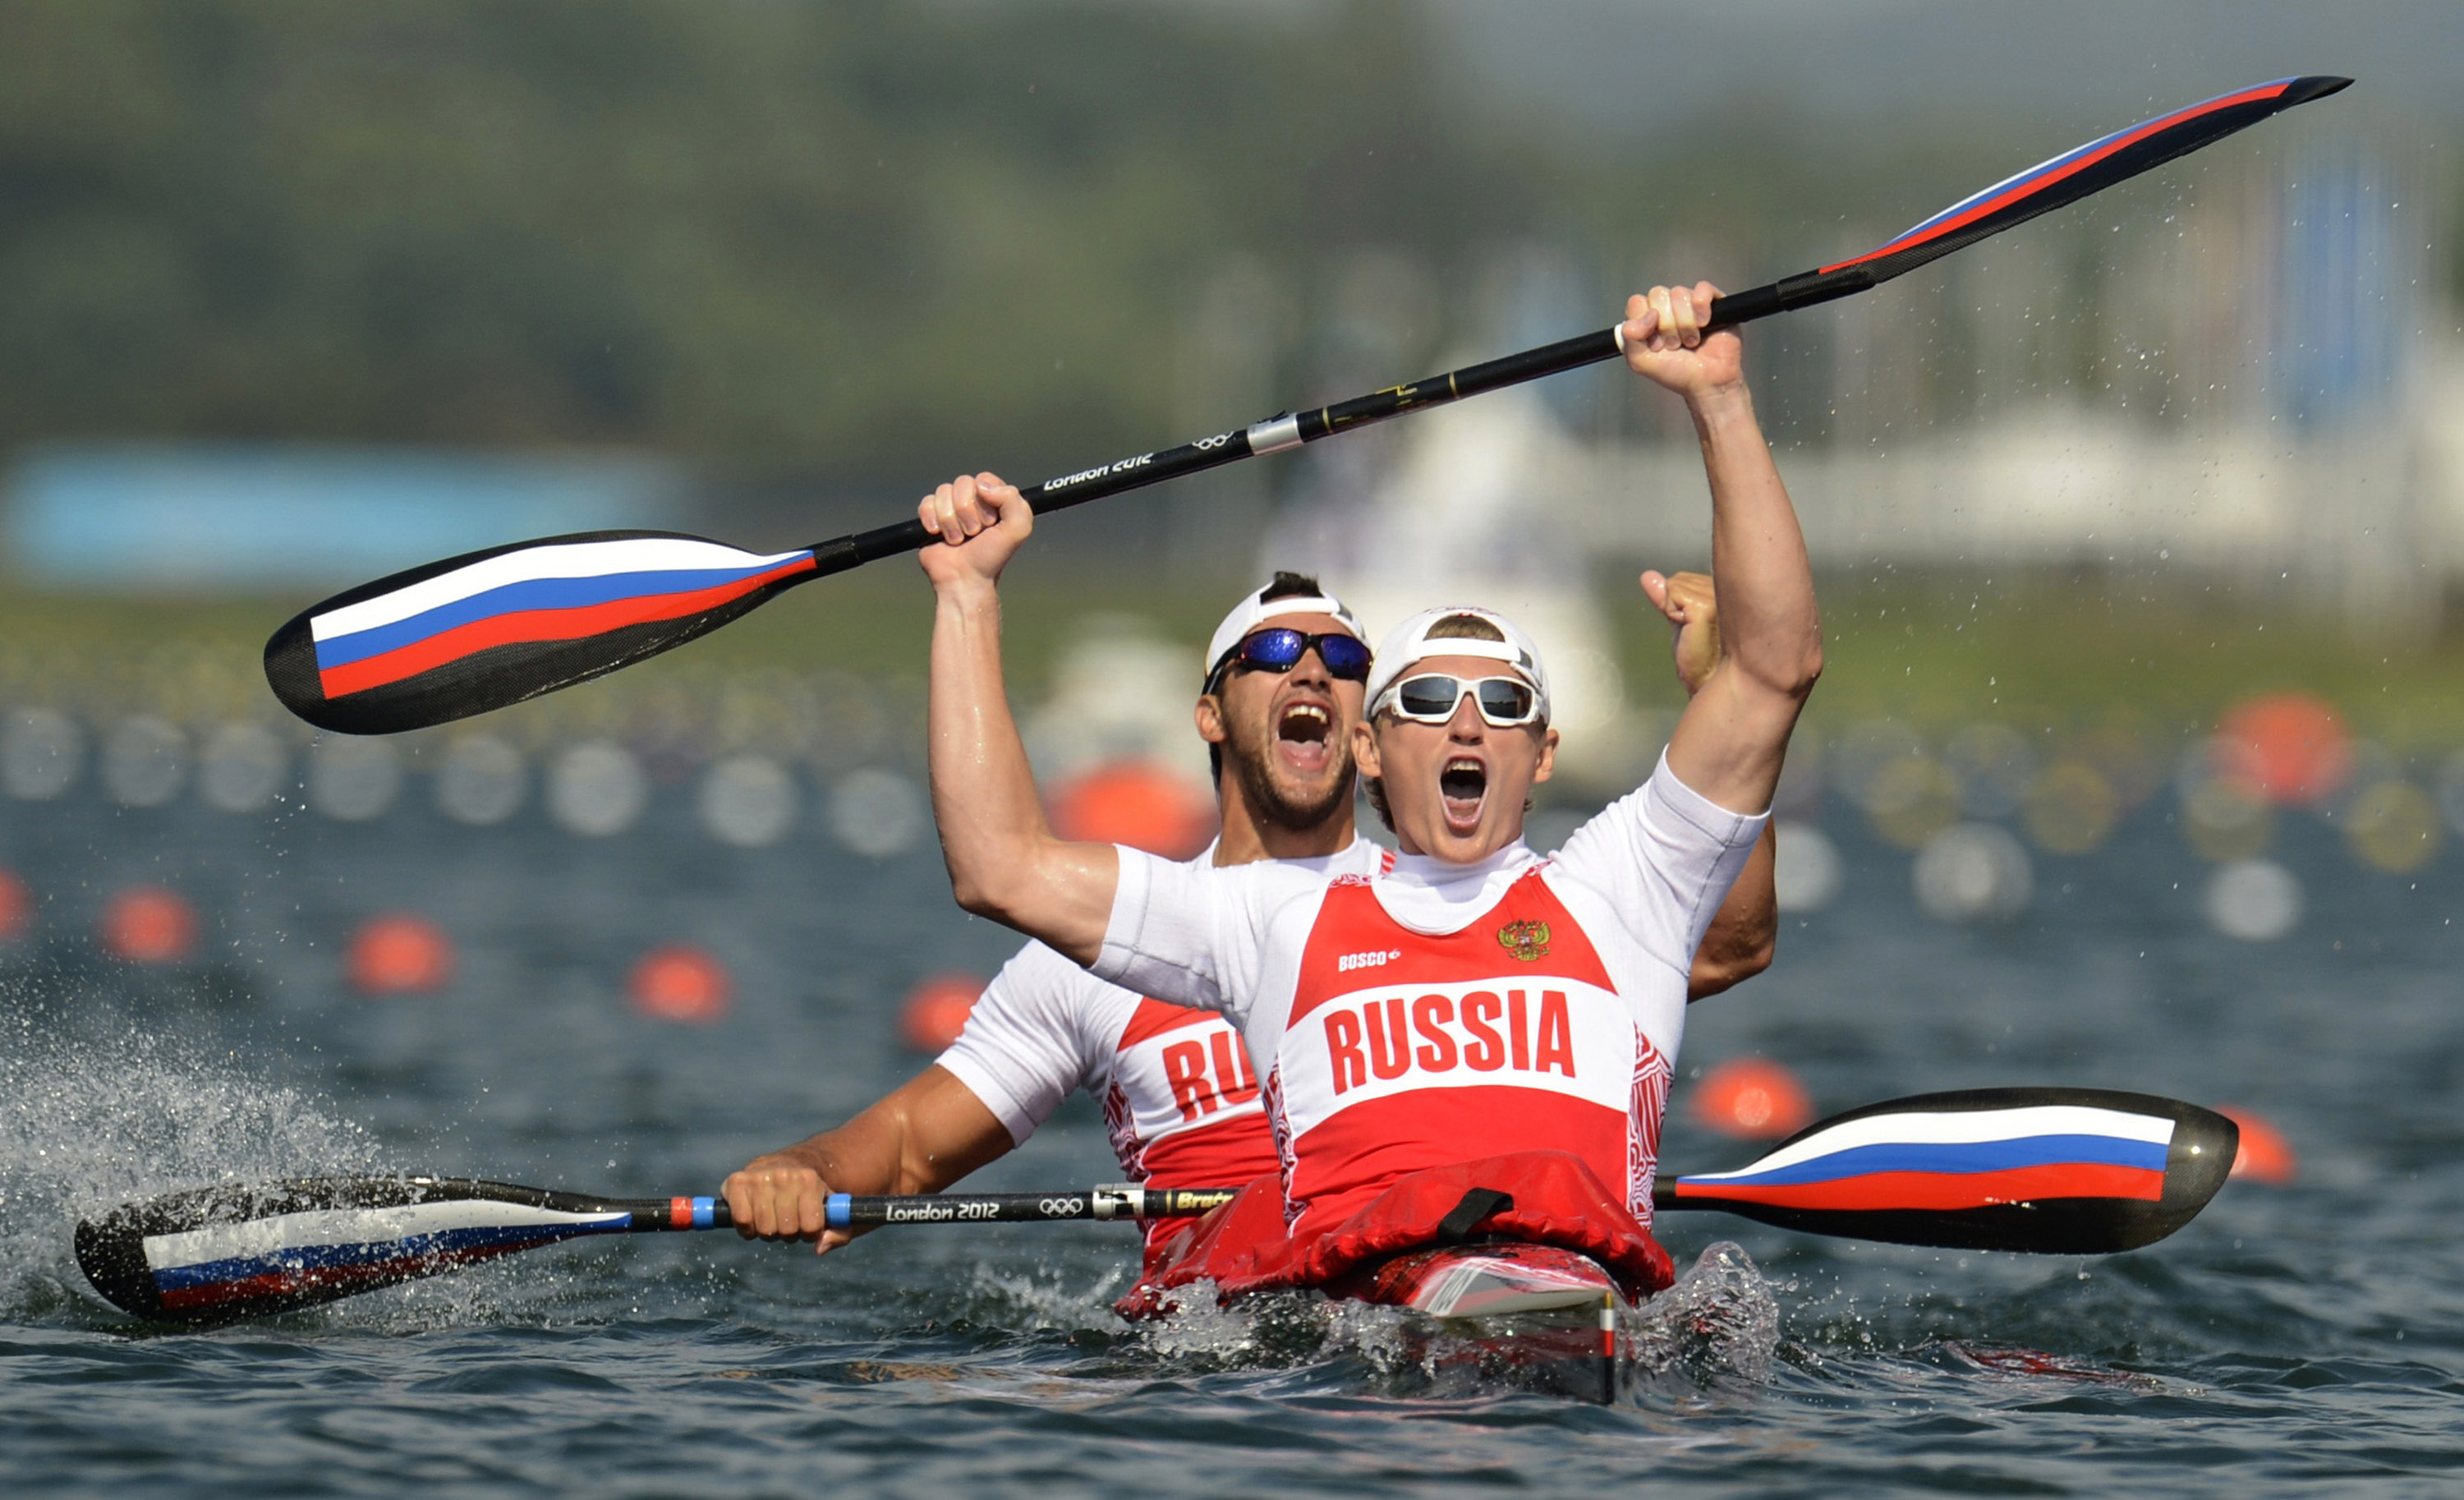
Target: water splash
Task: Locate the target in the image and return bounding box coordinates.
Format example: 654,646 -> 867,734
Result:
0,1004 -> 383,1323
966,1261 -> 1128,1332
1131,1242 -> 1781,1404
1624,1240 -> 1781,1398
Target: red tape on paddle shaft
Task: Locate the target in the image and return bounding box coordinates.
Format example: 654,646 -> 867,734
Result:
264,76 -> 2346,736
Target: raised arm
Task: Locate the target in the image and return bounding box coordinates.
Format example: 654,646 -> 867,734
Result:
917,472 -> 1122,963
1624,283 -> 1823,815
1652,568 -> 1779,999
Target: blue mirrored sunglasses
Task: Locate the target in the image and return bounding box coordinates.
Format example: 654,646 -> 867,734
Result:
1208,628 -> 1372,689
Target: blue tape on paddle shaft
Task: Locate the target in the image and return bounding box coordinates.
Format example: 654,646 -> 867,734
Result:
692,1197 -> 715,1228
825,1193 -> 851,1230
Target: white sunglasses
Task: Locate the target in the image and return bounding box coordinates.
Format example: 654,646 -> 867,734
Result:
1372,673 -> 1545,727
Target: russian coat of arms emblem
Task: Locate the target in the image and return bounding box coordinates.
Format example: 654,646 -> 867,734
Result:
1496,918 -> 1551,962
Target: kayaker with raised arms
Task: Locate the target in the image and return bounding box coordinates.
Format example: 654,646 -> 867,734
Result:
721,563 -> 1778,1286
905,281 -> 1821,1302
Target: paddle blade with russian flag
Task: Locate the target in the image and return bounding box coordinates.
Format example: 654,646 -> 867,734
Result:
72,1176 -> 717,1326
1824,76 -> 2351,288
1662,1088 -> 2239,1255
263,531 -> 822,735
1710,76 -> 2351,327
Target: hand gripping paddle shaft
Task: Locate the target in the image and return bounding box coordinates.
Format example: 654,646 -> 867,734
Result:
76,1088 -> 2236,1326
264,76 -> 2349,736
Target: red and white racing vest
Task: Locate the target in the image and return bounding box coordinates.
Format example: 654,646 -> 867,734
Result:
1099,999 -> 1280,1261
1266,867 -> 1671,1237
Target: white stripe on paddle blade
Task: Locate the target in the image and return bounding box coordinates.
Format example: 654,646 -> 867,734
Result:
1681,1106 -> 2176,1185
310,538 -> 811,642
142,1200 -> 631,1272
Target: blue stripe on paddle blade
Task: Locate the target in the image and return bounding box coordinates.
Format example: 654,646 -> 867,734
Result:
1685,1133 -> 2172,1189
310,561 -> 808,670
154,1218 -> 632,1291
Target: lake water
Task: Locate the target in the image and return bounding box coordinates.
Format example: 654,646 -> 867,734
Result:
2,765 -> 2460,1496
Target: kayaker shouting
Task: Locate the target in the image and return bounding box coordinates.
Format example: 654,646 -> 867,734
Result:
906,281 -> 1820,1303
722,562 -> 1777,1282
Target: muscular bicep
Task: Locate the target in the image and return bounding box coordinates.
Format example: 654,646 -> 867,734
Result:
888,1066 -> 1016,1193
947,825 -> 1119,966
807,1065 -> 1014,1198
1019,839 -> 1122,967
1092,854 -> 1294,1019
1662,667 -> 1803,818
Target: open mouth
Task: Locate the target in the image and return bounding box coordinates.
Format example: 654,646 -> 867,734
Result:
1276,702 -> 1333,772
1438,757 -> 1487,831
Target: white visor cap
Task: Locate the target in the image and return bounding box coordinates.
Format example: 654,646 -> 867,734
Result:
1204,578 -> 1367,683
1364,605 -> 1551,723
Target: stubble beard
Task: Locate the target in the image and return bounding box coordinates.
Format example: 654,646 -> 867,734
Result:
1228,717 -> 1354,834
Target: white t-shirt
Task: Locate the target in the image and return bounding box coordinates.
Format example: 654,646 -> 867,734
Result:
936,836 -> 1389,1168
1096,755 -> 1765,1027
1088,755 -> 1768,1228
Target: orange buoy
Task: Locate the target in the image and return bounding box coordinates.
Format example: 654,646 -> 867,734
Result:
347,913 -> 455,996
1049,760 -> 1216,858
629,946 -> 732,1024
0,867 -> 28,941
2211,694 -> 2350,807
100,886 -> 198,964
900,973 -> 985,1052
1691,1057 -> 1814,1139
2220,1107 -> 2297,1185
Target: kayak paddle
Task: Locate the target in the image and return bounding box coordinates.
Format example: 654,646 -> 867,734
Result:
73,1176 -> 1239,1326
1652,1086 -> 2237,1255
263,76 -> 2348,736
76,1087 -> 2236,1327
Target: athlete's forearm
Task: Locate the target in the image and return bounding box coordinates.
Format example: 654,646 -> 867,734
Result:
926,575 -> 1119,963
1662,386 -> 1822,812
1692,386 -> 1822,706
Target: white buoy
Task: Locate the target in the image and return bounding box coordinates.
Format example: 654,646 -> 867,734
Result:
1912,821 -> 2033,923
829,766 -> 923,858
547,740 -> 647,837
700,753 -> 799,848
308,735 -> 402,821
198,723 -> 288,812
101,715 -> 187,808
1,707 -> 82,801
2204,859 -> 2302,941
1772,820 -> 1843,913
434,734 -> 527,826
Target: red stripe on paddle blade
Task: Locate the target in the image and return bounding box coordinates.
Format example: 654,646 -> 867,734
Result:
316,554 -> 817,699
156,1241 -> 536,1312
1676,1162 -> 2166,1213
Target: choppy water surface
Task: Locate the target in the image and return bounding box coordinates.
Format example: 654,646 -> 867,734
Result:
2,780 -> 2460,1496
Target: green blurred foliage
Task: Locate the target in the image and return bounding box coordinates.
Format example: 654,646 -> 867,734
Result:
0,0 -> 1550,473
